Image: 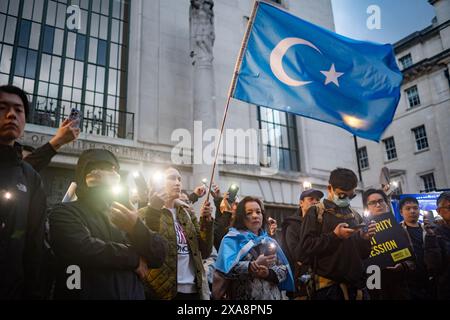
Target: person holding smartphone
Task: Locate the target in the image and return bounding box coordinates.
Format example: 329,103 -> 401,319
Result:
139,167 -> 214,300
214,196 -> 294,300
0,85 -> 47,299
22,117 -> 80,172
298,168 -> 376,300
48,149 -> 168,300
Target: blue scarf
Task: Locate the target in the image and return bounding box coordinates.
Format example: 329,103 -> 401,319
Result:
215,228 -> 294,291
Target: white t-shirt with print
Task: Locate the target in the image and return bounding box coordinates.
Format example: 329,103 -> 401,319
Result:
168,208 -> 197,293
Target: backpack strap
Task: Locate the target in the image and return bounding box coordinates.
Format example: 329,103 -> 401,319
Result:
349,207 -> 364,224
315,202 -> 326,225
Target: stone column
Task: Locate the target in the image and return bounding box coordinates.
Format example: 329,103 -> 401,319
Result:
190,0 -> 218,208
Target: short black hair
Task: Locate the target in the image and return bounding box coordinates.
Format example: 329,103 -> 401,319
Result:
362,189 -> 388,209
0,85 -> 30,118
399,197 -> 419,211
232,196 -> 267,232
437,191 -> 450,208
329,168 -> 358,191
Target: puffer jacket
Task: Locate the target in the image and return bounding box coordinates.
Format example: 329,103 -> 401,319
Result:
140,203 -> 213,299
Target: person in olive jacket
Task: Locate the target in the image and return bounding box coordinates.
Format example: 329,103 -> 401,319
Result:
140,167 -> 213,300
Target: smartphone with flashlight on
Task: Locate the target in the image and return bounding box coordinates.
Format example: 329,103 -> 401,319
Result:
111,185 -> 131,209
228,184 -> 239,204
201,178 -> 214,193
149,171 -> 165,193
264,241 -> 277,256
133,172 -> 148,196
68,108 -> 81,128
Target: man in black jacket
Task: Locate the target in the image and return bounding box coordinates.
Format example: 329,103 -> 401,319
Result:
0,85 -> 47,299
281,188 -> 323,298
425,192 -> 450,300
298,168 -> 376,300
49,149 -> 168,299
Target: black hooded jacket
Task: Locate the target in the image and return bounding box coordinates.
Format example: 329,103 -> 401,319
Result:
49,149 -> 168,299
0,144 -> 47,299
281,211 -> 303,270
298,199 -> 371,289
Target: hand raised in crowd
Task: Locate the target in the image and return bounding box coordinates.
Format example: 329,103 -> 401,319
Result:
219,192 -> 232,214
110,201 -> 138,234
360,221 -> 377,240
268,217 -> 278,237
49,118 -> 80,151
194,185 -> 207,198
200,200 -> 212,222
211,184 -> 221,199
134,257 -> 149,280
333,223 -> 355,239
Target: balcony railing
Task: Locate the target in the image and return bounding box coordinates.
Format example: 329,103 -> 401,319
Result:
28,94 -> 134,140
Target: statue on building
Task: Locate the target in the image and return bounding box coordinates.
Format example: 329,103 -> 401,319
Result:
189,0 -> 215,66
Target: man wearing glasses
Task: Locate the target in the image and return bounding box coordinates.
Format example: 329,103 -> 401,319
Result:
298,168 -> 376,300
424,191 -> 450,300
362,189 -> 414,300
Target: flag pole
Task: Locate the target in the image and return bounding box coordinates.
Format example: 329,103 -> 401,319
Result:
204,0 -> 260,203
353,135 -> 363,183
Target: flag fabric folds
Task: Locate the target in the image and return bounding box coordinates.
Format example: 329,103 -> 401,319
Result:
232,2 -> 403,141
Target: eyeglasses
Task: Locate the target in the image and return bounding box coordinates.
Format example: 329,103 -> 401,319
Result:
336,193 -> 357,200
367,199 -> 386,207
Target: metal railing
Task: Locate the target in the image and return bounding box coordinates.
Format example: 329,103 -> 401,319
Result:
28,94 -> 134,140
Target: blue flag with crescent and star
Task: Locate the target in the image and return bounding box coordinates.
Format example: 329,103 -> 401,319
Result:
232,2 -> 403,141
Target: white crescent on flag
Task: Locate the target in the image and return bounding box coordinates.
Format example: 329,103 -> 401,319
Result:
269,37 -> 322,87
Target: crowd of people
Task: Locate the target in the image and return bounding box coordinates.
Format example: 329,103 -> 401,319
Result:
1,84 -> 449,300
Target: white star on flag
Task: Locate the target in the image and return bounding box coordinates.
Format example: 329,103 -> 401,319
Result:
320,63 -> 344,86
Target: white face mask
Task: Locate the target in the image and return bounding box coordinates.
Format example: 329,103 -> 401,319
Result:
85,169 -> 120,187
332,194 -> 351,208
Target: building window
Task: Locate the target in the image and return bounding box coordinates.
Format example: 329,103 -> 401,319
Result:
383,137 -> 397,161
357,147 -> 369,169
412,125 -> 429,151
42,25 -> 54,54
258,107 -> 300,172
75,34 -> 86,61
406,85 -> 421,108
399,54 -> 412,69
0,0 -> 132,139
421,173 -> 436,192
